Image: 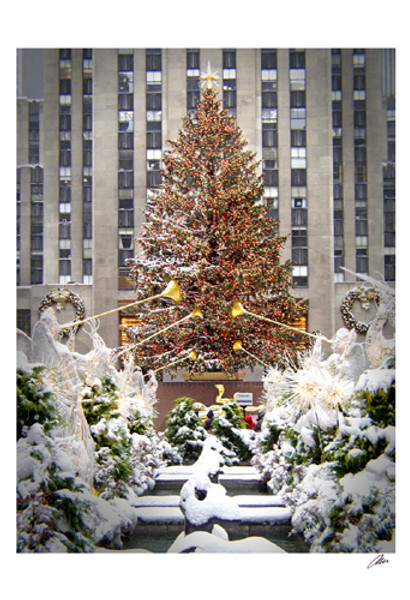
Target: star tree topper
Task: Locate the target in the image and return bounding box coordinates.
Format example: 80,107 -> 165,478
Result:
201,61 -> 219,90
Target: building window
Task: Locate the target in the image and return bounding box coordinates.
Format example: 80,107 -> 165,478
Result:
187,50 -> 200,115
384,255 -> 395,281
261,49 -> 277,69
261,51 -> 279,215
17,309 -> 31,335
223,49 -> 236,117
383,95 -> 395,280
58,52 -> 72,284
289,50 -> 305,69
29,166 -> 44,285
146,48 -> 162,200
262,122 -> 277,148
356,250 -> 368,274
146,49 -> 161,71
289,50 -> 308,287
117,50 -> 137,272
28,101 -> 41,163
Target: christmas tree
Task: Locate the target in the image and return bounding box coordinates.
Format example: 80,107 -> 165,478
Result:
126,76 -> 304,375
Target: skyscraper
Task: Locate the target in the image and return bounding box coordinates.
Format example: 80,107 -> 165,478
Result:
16,48 -> 395,357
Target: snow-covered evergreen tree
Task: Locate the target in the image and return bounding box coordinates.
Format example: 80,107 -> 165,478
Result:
212,400 -> 251,464
165,397 -> 207,462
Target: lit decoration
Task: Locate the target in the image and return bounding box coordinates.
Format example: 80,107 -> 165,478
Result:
271,339 -> 354,416
39,288 -> 85,336
200,61 -> 219,90
340,285 -> 381,334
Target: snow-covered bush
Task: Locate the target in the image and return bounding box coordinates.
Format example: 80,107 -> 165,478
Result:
16,314 -> 166,552
17,422 -> 98,552
17,367 -> 60,439
17,420 -> 143,552
252,331 -> 396,552
81,375 -> 164,500
156,431 -> 183,465
212,400 -> 252,464
165,397 -> 208,462
288,454 -> 395,553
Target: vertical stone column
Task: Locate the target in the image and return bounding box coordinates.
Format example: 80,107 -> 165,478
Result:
341,49 -> 356,279
163,49 -> 186,142
366,49 -> 385,277
306,49 -> 334,337
277,49 -> 291,262
70,49 -> 84,283
92,49 -> 119,348
133,48 -> 147,242
236,48 -> 259,157
43,49 -> 60,284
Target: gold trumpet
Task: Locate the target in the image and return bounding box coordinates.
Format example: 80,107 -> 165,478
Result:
231,301 -> 329,342
61,279 -> 181,331
116,306 -> 203,358
233,340 -> 270,367
148,350 -> 197,375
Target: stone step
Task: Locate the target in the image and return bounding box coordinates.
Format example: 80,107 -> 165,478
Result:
131,496 -> 291,529
154,465 -> 265,492
125,501 -> 293,545
132,504 -> 291,525
132,494 -> 285,509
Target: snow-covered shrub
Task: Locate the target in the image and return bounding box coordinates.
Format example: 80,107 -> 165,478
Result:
16,318 -> 163,552
289,456 -> 395,553
17,420 -> 143,552
156,431 -> 183,465
17,367 -> 60,439
212,400 -> 251,464
17,423 -> 96,552
356,382 -> 395,428
81,376 -> 162,499
165,397 -> 208,462
80,376 -> 119,426
252,346 -> 395,552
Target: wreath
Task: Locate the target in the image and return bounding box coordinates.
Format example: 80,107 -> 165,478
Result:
340,286 -> 381,334
39,288 -> 85,335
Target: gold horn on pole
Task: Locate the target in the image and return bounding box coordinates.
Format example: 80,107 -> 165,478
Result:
231,301 -> 330,343
233,340 -> 270,368
115,307 -> 203,358
61,279 -> 181,331
148,350 -> 197,376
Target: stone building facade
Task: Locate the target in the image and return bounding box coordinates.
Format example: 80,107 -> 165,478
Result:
17,48 -> 395,363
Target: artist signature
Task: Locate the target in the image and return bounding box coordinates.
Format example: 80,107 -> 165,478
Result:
367,554 -> 389,569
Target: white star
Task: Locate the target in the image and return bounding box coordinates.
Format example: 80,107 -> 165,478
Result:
200,61 -> 219,90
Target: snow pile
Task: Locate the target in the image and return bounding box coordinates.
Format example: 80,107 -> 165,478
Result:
355,362 -> 395,394
179,470 -> 241,527
168,526 -> 285,553
191,435 -> 226,480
